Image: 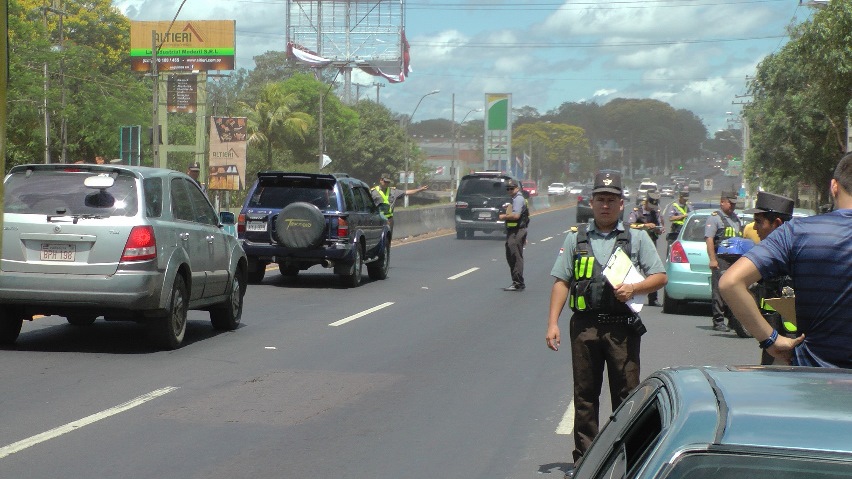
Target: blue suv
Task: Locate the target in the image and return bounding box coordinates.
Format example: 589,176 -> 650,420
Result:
237,172 -> 391,287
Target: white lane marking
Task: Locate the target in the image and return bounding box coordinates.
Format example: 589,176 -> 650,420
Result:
0,386 -> 179,460
329,302 -> 395,327
541,236 -> 554,242
556,398 -> 574,435
447,267 -> 479,280
563,229 -> 571,234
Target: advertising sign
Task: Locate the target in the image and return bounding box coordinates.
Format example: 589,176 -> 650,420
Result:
208,117 -> 247,190
130,20 -> 235,72
485,93 -> 511,172
167,74 -> 197,113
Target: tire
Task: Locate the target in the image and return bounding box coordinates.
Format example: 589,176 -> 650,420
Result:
662,289 -> 682,314
456,229 -> 465,239
729,315 -> 753,338
367,241 -> 390,280
150,276 -> 188,350
66,315 -> 97,326
211,270 -> 244,331
340,246 -> 363,287
465,229 -> 475,238
278,264 -> 299,277
247,262 -> 266,284
0,312 -> 24,345
274,202 -> 326,249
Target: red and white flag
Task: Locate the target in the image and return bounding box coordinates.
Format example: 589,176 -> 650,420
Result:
435,166 -> 445,175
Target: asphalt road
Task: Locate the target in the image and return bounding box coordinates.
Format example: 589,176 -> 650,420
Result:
0,191 -> 757,479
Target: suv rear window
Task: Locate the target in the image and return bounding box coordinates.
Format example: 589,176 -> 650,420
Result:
247,180 -> 336,210
459,177 -> 510,196
4,169 -> 139,217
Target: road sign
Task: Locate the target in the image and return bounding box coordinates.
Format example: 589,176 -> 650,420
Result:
704,179 -> 713,191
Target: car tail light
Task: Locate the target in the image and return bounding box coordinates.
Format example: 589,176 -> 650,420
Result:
577,195 -> 584,203
669,240 -> 689,264
337,217 -> 349,237
121,225 -> 157,261
455,201 -> 469,209
237,213 -> 246,234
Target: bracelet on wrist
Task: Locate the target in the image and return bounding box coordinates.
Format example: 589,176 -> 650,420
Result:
758,329 -> 779,349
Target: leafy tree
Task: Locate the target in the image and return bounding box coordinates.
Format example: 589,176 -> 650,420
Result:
513,122 -> 593,183
348,100 -> 410,182
237,82 -> 313,170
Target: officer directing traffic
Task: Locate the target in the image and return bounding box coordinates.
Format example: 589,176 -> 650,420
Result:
705,191 -> 742,332
371,173 -> 428,230
498,179 -> 529,291
545,170 -> 666,474
666,189 -> 693,246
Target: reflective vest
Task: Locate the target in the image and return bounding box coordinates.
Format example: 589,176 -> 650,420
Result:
712,210 -> 742,246
671,202 -> 688,227
755,277 -> 798,334
569,226 -> 634,315
506,197 -> 530,230
372,186 -> 393,218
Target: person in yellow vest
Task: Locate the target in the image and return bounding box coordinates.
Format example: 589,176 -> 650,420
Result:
498,179 -> 529,291
371,173 -> 428,230
666,189 -> 693,247
704,191 -> 743,332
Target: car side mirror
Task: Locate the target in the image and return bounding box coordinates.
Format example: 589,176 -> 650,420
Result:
219,211 -> 236,225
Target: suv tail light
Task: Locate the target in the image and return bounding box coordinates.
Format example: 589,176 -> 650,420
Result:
669,240 -> 688,264
455,201 -> 469,209
121,225 -> 157,261
577,195 -> 584,203
237,213 -> 246,234
337,217 -> 349,238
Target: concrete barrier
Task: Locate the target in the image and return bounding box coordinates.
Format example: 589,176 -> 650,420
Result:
392,204 -> 456,239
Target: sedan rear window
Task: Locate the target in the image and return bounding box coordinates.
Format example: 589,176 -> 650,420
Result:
4,169 -> 139,217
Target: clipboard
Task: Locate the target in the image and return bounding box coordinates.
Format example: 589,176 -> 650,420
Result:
602,248 -> 646,313
763,297 -> 797,328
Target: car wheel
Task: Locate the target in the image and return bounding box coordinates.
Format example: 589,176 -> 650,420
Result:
278,264 -> 299,277
66,315 -> 97,326
274,202 -> 326,249
0,311 -> 24,345
456,229 -> 465,239
210,269 -> 244,331
341,246 -> 363,287
728,316 -> 753,338
367,241 -> 390,280
662,289 -> 681,314
465,229 -> 475,238
247,262 -> 266,284
150,276 -> 188,350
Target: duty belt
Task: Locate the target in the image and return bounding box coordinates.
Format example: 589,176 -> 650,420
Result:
576,312 -> 636,324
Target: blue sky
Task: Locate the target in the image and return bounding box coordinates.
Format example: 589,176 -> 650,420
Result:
114,0 -> 817,136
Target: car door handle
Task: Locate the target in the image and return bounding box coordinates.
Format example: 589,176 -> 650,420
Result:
179,232 -> 190,241
206,235 -> 215,243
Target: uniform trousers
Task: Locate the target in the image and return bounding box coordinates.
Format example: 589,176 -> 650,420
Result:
505,227 -> 527,287
569,314 -> 641,463
710,256 -> 734,326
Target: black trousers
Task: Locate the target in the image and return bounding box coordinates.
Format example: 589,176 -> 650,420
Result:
505,227 -> 527,286
711,256 -> 734,325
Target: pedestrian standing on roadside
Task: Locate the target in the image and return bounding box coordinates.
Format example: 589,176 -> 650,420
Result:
545,170 -> 666,477
721,152 -> 852,367
705,191 -> 742,332
498,179 -> 528,291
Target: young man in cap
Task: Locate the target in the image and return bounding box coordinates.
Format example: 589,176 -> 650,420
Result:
498,179 -> 529,291
739,191 -> 796,364
704,191 -> 742,332
546,170 -> 666,475
371,174 -> 428,230
721,153 -> 852,367
628,191 -> 664,306
666,190 -> 693,247
187,162 -> 204,190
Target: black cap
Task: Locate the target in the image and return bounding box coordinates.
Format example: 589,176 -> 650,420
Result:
380,173 -> 392,182
592,171 -> 623,196
678,189 -> 690,198
721,191 -> 738,202
188,162 -> 201,172
744,191 -> 794,216
505,179 -> 519,188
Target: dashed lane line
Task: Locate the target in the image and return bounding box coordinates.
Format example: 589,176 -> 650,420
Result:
447,267 -> 479,280
556,398 -> 575,435
329,302 -> 395,327
0,387 -> 179,460
540,236 -> 554,242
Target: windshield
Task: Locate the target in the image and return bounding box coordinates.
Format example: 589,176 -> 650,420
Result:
247,184 -> 335,210
459,177 -> 509,196
4,169 -> 139,217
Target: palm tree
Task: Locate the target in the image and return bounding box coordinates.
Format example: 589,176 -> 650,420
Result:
239,83 -> 313,169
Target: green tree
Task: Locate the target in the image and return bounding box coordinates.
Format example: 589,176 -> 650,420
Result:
513,122 -> 593,182
238,82 -> 313,170
349,100 -> 410,182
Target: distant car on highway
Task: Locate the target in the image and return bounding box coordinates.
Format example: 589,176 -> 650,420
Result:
688,179 -> 702,191
568,183 -> 584,195
547,182 -> 567,195
571,365 -> 852,479
0,164 -> 247,350
521,180 -> 538,197
660,184 -> 675,197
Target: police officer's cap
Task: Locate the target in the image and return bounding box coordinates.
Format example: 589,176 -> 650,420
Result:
678,189 -> 690,198
721,191 -> 738,203
744,191 -> 794,216
188,162 -> 201,172
592,171 -> 623,196
646,191 -> 661,203
380,173 -> 392,182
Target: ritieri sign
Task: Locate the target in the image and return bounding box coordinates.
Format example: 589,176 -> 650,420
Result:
130,20 -> 235,72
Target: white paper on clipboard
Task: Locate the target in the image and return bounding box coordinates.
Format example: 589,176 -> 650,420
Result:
603,248 -> 646,313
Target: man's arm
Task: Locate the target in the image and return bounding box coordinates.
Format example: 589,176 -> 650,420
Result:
546,279 -> 570,351
402,185 -> 428,196
720,257 -> 804,361
705,237 -> 718,269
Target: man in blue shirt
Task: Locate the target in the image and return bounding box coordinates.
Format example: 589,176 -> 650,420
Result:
720,153 -> 852,367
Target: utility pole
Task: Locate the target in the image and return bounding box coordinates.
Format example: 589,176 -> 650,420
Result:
151,30 -> 160,167
373,82 -> 384,103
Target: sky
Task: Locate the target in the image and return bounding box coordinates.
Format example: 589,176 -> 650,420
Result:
114,0 -> 819,136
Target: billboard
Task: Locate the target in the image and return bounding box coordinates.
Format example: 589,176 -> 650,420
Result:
485,93 -> 511,172
130,20 -> 235,72
208,117 -> 247,190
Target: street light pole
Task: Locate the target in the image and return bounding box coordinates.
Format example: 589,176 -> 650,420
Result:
404,89 -> 439,207
453,107 -> 481,197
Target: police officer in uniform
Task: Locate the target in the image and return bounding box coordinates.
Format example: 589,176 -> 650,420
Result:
371,173 -> 428,230
705,191 -> 742,332
666,189 -> 693,246
742,191 -> 796,364
628,191 -> 664,306
545,171 -> 667,476
498,179 -> 529,291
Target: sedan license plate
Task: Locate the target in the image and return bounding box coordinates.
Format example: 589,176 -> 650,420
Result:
41,243 -> 75,262
478,212 -> 492,220
247,221 -> 268,232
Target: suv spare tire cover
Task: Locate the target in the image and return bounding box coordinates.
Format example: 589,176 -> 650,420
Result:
274,202 -> 327,249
